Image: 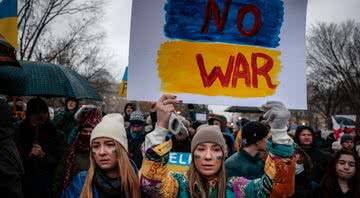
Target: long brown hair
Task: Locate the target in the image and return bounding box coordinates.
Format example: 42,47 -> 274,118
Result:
80,142 -> 140,198
187,153 -> 226,198
320,149 -> 360,198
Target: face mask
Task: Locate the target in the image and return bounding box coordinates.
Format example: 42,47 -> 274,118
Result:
295,163 -> 304,175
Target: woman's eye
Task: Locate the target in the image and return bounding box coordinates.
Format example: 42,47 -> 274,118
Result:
106,143 -> 115,147
197,148 -> 205,151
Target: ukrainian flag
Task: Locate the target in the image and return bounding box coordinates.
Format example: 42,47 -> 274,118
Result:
119,67 -> 128,97
0,0 -> 17,48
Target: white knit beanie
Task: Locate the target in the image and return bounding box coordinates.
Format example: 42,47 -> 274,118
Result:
90,113 -> 128,151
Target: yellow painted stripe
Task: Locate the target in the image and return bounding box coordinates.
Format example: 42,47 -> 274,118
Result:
0,17 -> 18,48
157,41 -> 281,98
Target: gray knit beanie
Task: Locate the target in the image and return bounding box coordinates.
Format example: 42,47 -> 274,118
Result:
191,124 -> 226,153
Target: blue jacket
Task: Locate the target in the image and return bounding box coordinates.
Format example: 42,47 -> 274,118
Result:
62,160 -> 138,198
61,171 -> 99,198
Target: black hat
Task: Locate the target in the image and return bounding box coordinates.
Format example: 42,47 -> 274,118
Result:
241,121 -> 269,146
341,134 -> 354,144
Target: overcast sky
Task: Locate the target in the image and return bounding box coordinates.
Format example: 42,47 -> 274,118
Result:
101,0 -> 360,112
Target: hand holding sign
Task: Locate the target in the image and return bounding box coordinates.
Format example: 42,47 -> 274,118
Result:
156,94 -> 179,128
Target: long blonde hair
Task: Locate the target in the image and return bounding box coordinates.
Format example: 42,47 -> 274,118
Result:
80,142 -> 140,198
187,154 -> 227,198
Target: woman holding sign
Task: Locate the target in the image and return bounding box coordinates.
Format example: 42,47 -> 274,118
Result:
140,94 -> 296,197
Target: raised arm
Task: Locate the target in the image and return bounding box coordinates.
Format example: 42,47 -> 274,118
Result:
230,101 -> 296,198
140,94 -> 184,198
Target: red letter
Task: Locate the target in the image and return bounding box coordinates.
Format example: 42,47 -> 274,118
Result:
251,53 -> 277,89
196,54 -> 234,88
201,0 -> 232,33
237,5 -> 262,37
231,52 -> 251,88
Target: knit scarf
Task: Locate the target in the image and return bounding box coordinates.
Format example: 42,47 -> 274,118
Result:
93,169 -> 127,197
62,133 -> 91,191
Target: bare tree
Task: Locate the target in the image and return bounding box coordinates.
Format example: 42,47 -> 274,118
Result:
16,0 -> 116,97
307,21 -> 360,132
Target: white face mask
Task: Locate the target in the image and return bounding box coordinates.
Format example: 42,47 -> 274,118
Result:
295,163 -> 304,175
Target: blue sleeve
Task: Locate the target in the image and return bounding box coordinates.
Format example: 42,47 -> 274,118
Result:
61,172 -> 86,198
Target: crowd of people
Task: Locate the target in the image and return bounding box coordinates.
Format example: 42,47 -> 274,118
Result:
0,95 -> 359,198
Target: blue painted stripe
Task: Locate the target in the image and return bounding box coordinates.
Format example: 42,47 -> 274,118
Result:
122,67 -> 128,81
164,0 -> 284,48
0,0 -> 17,19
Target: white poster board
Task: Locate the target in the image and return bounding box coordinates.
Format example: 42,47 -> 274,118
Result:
128,0 -> 308,109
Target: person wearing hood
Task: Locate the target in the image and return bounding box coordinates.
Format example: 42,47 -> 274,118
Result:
15,98 -> 64,197
294,125 -> 331,185
123,102 -> 136,129
127,110 -> 147,169
53,105 -> 102,197
140,95 -> 296,197
53,97 -> 79,141
62,114 -> 140,198
0,98 -> 24,198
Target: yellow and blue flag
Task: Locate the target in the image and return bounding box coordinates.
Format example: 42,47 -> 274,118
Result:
0,0 -> 17,48
119,67 -> 128,97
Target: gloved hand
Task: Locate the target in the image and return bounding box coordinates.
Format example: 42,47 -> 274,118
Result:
261,101 -> 293,145
144,94 -> 182,151
168,113 -> 188,137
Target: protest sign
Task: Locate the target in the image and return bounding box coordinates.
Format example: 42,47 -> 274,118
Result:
128,0 -> 308,109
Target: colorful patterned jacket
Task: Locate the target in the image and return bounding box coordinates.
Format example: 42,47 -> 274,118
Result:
139,127 -> 296,198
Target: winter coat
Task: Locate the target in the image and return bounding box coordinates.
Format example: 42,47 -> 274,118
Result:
53,149 -> 90,197
319,182 -> 355,198
225,148 -> 264,179
291,172 -> 312,198
15,120 -> 64,197
126,129 -> 146,169
302,146 -> 330,184
62,160 -> 139,198
140,128 -> 296,198
0,123 -> 24,198
53,109 -> 78,140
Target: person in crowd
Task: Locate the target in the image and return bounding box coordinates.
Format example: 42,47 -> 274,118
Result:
340,134 -> 355,151
208,114 -> 235,155
140,95 -> 296,197
225,121 -> 270,179
332,134 -> 359,158
127,110 -> 147,169
319,149 -> 360,198
292,147 -> 313,198
234,118 -> 249,152
123,102 -> 136,128
294,125 -> 331,185
53,97 -> 79,140
326,132 -> 337,152
188,120 -> 204,138
171,116 -> 192,153
62,114 -> 140,198
53,106 -> 102,197
222,133 -> 234,159
15,98 -> 64,197
0,98 -> 24,198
